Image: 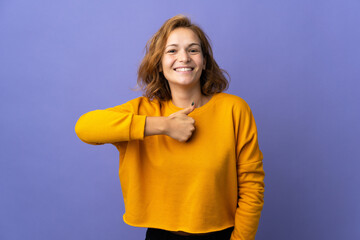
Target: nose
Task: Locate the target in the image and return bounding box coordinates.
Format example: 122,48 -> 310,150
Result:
178,49 -> 190,62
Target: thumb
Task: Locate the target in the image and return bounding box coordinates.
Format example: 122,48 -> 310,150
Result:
178,102 -> 195,115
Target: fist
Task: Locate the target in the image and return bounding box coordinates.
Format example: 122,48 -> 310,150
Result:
165,104 -> 196,142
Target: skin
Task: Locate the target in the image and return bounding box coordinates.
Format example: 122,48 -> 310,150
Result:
145,27 -> 211,143
161,27 -> 206,108
144,28 -> 214,236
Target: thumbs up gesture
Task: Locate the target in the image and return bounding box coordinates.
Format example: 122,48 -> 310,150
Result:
165,103 -> 196,142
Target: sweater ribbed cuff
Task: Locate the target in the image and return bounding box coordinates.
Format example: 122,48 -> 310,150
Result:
130,115 -> 146,140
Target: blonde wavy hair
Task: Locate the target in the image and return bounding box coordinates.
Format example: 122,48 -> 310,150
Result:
137,15 -> 229,101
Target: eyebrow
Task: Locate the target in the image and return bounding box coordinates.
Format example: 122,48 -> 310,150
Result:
165,43 -> 201,48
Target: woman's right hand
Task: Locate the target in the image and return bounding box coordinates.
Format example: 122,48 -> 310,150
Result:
165,105 -> 196,142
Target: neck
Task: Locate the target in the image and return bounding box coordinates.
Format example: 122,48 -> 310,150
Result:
169,84 -> 210,108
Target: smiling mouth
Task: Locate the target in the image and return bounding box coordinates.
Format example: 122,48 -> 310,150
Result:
174,67 -> 194,72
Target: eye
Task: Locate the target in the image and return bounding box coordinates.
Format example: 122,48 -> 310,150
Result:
189,49 -> 200,54
167,49 -> 176,53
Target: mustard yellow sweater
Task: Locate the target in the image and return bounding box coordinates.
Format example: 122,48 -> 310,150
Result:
75,92 -> 265,240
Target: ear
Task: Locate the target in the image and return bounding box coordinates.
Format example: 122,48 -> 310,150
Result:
202,58 -> 206,70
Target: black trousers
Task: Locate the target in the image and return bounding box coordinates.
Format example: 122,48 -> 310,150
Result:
145,227 -> 234,240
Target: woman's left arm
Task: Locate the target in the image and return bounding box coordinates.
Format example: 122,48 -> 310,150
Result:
231,104 -> 265,240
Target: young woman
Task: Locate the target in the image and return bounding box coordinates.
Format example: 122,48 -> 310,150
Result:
75,15 -> 265,240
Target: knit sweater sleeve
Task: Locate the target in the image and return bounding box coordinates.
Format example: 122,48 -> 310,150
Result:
74,99 -> 147,145
231,103 -> 265,240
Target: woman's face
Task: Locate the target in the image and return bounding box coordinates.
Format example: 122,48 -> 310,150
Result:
161,27 -> 206,91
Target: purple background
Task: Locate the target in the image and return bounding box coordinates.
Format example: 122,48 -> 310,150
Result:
1,0 -> 359,239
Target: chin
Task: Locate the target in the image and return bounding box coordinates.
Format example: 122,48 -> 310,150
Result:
170,79 -> 199,87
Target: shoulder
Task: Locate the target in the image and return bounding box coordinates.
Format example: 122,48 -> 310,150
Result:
116,96 -> 162,114
215,92 -> 251,112
125,96 -> 160,107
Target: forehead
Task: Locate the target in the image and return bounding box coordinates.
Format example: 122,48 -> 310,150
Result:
165,27 -> 201,45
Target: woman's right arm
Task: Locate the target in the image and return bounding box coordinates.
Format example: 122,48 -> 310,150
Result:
75,105 -> 147,145
75,102 -> 196,145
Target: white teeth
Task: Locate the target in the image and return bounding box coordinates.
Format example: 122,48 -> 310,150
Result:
175,68 -> 192,72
